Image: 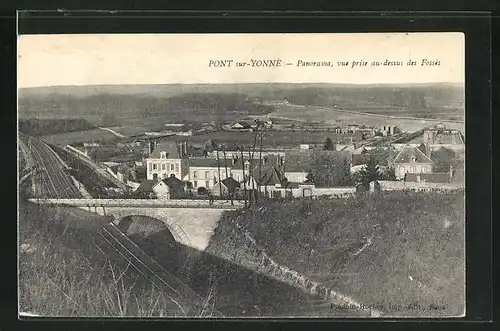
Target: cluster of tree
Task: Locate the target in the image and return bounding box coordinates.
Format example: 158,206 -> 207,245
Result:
323,138 -> 335,150
163,93 -> 274,115
18,118 -> 95,136
18,92 -> 275,126
353,156 -> 396,188
306,153 -> 353,187
431,147 -> 463,173
284,85 -> 463,110
307,141 -> 396,188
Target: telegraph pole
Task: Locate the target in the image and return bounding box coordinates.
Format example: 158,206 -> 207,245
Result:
247,145 -> 255,205
257,124 -> 264,199
239,146 -> 247,207
222,145 -> 232,205
215,145 -> 222,201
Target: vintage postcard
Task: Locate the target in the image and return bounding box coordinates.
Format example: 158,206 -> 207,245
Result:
18,33 -> 465,318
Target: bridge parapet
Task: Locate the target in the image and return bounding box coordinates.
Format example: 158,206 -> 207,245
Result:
28,198 -> 245,209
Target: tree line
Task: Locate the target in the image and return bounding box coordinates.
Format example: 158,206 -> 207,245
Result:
19,118 -> 95,136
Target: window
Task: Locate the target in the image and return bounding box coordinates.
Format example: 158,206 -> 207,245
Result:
399,166 -> 405,177
160,152 -> 166,159
205,171 -> 209,179
161,164 -> 166,170
206,180 -> 210,188
194,180 -> 198,187
170,164 -> 175,171
421,166 -> 427,173
149,163 -> 152,171
175,163 -> 179,172
153,163 -> 157,170
410,166 -> 416,173
193,171 -> 198,178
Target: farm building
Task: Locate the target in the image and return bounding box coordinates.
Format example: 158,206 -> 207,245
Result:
152,175 -> 186,200
390,145 -> 434,180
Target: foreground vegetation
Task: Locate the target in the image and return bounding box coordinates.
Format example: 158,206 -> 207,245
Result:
212,191 -> 465,317
18,199 -> 186,317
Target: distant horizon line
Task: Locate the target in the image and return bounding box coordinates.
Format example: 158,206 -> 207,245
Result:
19,81 -> 465,90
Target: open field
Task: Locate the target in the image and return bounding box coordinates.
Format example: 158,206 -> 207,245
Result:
165,131 -> 354,148
211,191 -> 465,317
267,104 -> 465,132
41,128 -> 121,146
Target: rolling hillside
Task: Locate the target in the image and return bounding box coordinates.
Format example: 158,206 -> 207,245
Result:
18,83 -> 464,126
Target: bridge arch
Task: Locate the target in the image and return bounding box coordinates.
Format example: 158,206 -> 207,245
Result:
113,213 -> 192,247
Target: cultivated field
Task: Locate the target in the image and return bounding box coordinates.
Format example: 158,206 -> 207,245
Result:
41,128 -> 121,146
267,105 -> 465,132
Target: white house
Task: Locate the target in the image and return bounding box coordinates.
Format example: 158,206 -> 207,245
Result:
188,158 -> 231,190
391,145 -> 434,180
145,141 -> 188,182
152,179 -> 172,200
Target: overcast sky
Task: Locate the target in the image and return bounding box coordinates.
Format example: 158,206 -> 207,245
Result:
18,33 -> 464,88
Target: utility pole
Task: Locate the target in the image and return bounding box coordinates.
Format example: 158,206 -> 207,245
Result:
239,146 -> 247,207
247,145 -> 255,205
215,145 -> 222,201
257,124 -> 264,200
222,145 -> 232,205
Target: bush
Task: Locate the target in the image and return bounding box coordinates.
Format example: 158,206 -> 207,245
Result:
210,191 -> 465,317
18,201 -> 185,316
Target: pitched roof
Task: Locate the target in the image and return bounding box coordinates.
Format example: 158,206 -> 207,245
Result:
404,173 -> 451,183
148,141 -> 182,159
136,180 -> 155,193
392,145 -> 434,164
232,121 -> 252,128
188,157 -> 228,168
221,177 -> 241,191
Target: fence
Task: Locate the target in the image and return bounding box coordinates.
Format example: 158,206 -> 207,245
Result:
376,180 -> 464,193
29,198 -> 245,209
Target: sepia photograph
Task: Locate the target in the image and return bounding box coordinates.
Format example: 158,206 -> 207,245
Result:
17,32 -> 465,318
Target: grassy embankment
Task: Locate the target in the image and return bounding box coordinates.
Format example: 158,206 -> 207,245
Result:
18,198 -> 190,317
208,191 -> 465,317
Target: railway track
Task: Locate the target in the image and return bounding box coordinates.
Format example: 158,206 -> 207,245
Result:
20,134 -> 214,316
95,222 -> 222,317
19,134 -> 81,199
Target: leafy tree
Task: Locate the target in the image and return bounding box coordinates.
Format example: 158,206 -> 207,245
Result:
309,153 -> 351,187
431,147 -> 459,172
339,158 -> 353,186
371,147 -> 391,166
304,173 -> 315,184
357,156 -> 379,187
323,138 -> 335,151
386,167 -> 396,181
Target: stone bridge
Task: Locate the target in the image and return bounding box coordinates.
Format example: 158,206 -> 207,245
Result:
31,199 -> 244,251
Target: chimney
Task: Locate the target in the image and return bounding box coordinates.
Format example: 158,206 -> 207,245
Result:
425,143 -> 431,158
149,140 -> 155,154
178,143 -> 183,158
